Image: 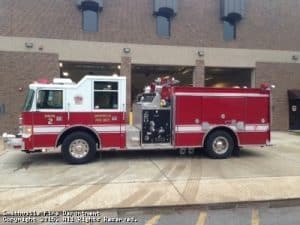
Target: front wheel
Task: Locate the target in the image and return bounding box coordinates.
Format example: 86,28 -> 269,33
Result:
204,130 -> 234,159
61,132 -> 97,164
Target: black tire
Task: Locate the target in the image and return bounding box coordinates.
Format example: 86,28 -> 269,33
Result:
204,130 -> 234,159
61,131 -> 97,164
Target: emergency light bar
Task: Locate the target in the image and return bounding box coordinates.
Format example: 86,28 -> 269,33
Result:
53,78 -> 73,84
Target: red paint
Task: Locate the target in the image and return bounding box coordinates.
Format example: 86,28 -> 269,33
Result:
23,137 -> 33,150
33,134 -> 57,148
22,111 -> 125,149
238,132 -> 269,145
175,96 -> 203,125
175,133 -> 204,147
172,86 -> 270,147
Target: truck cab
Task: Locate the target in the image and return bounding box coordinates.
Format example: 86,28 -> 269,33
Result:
20,76 -> 126,163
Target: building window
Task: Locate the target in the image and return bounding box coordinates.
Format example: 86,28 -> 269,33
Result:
220,0 -> 245,41
153,0 -> 177,37
77,0 -> 103,33
94,81 -> 119,109
37,90 -> 63,109
223,21 -> 236,41
156,15 -> 171,37
82,9 -> 98,32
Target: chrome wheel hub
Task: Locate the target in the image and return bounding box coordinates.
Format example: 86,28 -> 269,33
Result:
212,136 -> 229,154
69,139 -> 89,159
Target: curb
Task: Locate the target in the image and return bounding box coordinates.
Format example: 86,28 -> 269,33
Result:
98,198 -> 300,213
1,198 -> 300,216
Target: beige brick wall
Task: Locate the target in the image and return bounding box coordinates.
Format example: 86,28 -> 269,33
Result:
0,51 -> 59,133
193,60 -> 205,87
256,63 -> 300,130
0,0 -> 300,51
120,56 -> 132,121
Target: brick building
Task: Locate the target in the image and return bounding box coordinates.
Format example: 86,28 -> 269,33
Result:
0,0 -> 300,133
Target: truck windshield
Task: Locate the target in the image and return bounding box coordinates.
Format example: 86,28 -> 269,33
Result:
23,89 -> 35,111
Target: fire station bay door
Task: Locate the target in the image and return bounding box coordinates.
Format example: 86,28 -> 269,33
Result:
288,90 -> 300,130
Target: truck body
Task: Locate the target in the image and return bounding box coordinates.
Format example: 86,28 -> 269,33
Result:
15,75 -> 271,163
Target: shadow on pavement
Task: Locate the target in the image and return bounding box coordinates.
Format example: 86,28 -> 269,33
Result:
238,148 -> 265,158
13,147 -> 266,166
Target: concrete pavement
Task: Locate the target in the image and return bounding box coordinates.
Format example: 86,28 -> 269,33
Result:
0,132 -> 300,212
2,204 -> 300,225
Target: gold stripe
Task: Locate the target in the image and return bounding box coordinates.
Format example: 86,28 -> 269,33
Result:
196,211 -> 207,225
144,215 -> 161,225
252,208 -> 260,225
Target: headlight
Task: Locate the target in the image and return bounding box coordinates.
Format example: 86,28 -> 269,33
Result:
18,116 -> 23,135
18,125 -> 23,134
18,116 -> 23,125
22,125 -> 32,138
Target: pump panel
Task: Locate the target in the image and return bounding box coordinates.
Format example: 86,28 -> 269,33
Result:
142,109 -> 171,144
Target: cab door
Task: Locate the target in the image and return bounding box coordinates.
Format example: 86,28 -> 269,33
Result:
92,78 -> 126,149
32,89 -> 67,148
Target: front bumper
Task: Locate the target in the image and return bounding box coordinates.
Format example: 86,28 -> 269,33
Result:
2,133 -> 24,150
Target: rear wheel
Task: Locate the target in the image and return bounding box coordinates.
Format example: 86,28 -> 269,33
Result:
204,130 -> 234,159
61,132 -> 97,164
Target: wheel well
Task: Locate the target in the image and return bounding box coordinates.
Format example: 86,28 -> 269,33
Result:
56,126 -> 100,148
204,127 -> 238,147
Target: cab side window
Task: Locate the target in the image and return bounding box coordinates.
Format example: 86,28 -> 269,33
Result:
94,81 -> 118,110
37,90 -> 63,109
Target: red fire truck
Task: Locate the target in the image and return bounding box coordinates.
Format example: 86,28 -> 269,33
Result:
13,75 -> 271,164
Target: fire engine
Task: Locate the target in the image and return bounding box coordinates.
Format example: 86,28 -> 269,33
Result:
12,75 -> 271,164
